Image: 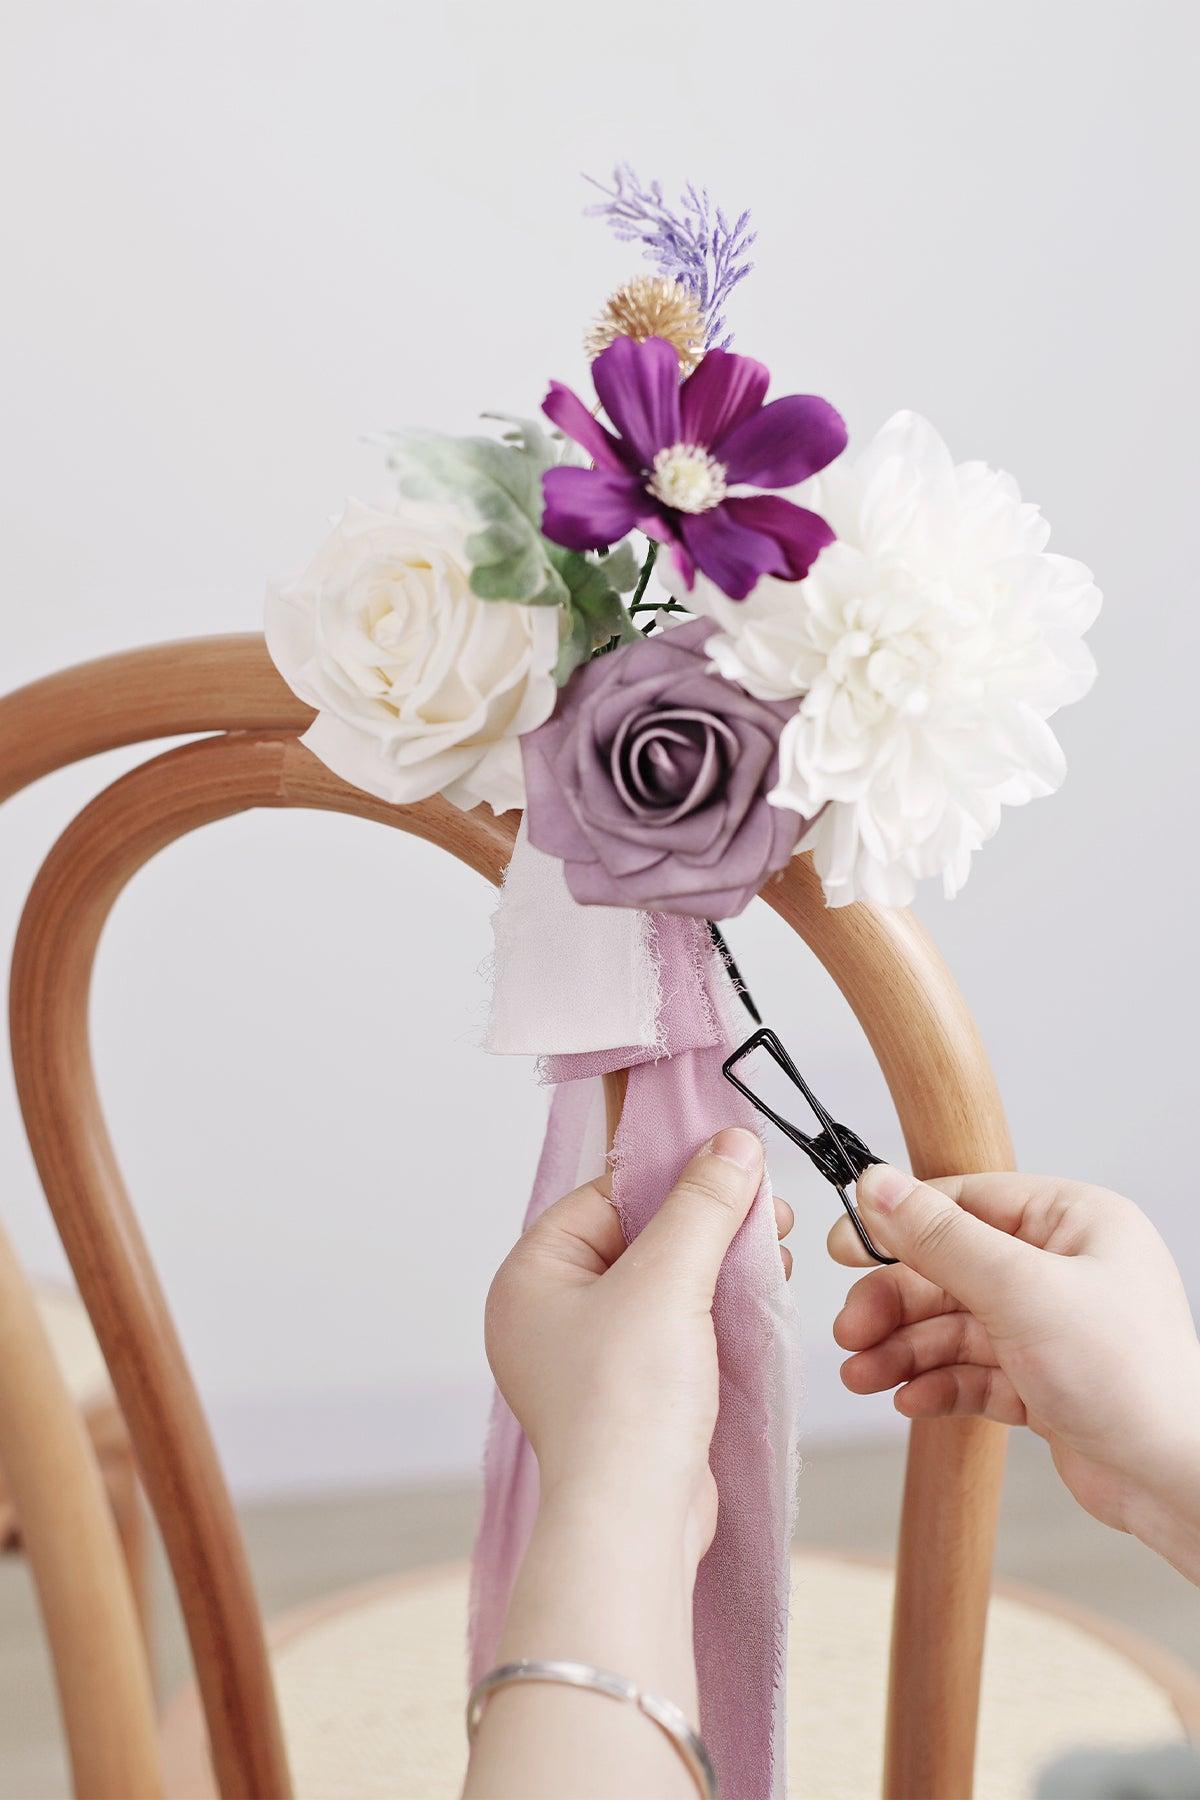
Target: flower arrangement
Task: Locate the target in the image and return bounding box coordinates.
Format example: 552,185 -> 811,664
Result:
267,166 -> 1100,916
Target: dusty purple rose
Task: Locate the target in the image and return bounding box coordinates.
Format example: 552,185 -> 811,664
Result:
521,618 -> 807,919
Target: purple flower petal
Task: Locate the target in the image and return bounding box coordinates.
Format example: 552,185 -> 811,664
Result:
591,336 -> 681,467
666,537 -> 697,591
717,394 -> 848,489
680,350 -> 769,448
540,465 -> 643,551
638,502 -> 684,550
678,504 -> 784,601
522,734 -> 596,865
585,668 -> 677,749
520,617 -> 810,919
542,380 -> 631,473
720,495 -> 835,581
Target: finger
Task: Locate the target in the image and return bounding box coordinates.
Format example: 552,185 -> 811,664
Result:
628,1127 -> 763,1302
832,1174 -> 1097,1264
833,1263 -> 955,1351
916,1171 -> 1114,1252
827,1212 -> 878,1267
522,1176 -> 627,1277
855,1165 -> 1040,1319
774,1194 -> 794,1241
781,1245 -> 793,1281
894,1365 -> 1028,1427
840,1311 -> 997,1395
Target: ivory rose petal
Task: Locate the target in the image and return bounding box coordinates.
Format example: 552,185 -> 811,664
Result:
265,499 -> 560,813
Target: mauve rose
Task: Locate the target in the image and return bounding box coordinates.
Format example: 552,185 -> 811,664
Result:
521,618 -> 809,919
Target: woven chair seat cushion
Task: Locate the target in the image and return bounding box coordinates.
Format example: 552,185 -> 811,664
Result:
160,1548 -> 1198,1798
33,1284 -> 112,1411
0,1284 -> 118,1542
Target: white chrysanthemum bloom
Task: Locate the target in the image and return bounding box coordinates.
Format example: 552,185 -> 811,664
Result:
664,411 -> 1101,906
266,499 -> 560,813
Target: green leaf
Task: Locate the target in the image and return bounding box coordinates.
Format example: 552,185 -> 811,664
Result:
384,419 -> 567,606
548,545 -> 642,685
592,540 -> 641,593
383,416 -> 648,684
481,413 -> 563,463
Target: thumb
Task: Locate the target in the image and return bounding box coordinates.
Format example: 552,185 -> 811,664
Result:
856,1163 -> 1037,1316
630,1127 -> 764,1301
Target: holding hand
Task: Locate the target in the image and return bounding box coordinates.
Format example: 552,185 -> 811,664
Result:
466,1128 -> 789,1800
486,1127 -> 789,1563
829,1166 -> 1200,1581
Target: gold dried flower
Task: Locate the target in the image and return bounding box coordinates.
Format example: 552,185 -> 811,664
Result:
584,275 -> 705,373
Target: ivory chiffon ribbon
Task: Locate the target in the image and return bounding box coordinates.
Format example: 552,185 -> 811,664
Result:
474,877 -> 798,1800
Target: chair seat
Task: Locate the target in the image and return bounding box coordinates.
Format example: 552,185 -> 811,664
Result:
160,1548 -> 1199,1798
30,1283 -> 112,1412
1,1281 -> 115,1537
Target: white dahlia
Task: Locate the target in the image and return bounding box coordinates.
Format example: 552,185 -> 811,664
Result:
669,411 -> 1101,907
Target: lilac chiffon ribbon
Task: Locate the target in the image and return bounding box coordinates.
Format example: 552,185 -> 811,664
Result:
470,915 -> 797,1799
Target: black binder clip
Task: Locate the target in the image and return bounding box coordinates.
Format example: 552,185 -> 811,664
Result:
722,1027 -> 895,1265
709,925 -> 896,1266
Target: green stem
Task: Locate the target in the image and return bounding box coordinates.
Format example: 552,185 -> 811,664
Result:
633,598 -> 687,638
627,539 -> 659,610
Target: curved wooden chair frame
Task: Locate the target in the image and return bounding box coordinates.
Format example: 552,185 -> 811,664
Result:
2,636 -> 1012,1799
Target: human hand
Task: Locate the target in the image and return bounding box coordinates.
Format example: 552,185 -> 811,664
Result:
485,1127 -> 788,1565
471,1131 -> 783,1799
829,1166 -> 1200,1580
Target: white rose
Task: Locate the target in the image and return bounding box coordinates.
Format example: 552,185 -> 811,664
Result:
265,499 -> 560,813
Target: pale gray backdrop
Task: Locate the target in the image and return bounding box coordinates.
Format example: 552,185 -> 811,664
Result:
2,1 -> 1196,1495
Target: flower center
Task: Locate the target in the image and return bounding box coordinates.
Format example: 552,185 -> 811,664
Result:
610,707 -> 735,824
647,443 -> 728,514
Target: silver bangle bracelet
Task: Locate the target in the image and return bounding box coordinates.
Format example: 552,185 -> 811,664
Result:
466,1657 -> 718,1800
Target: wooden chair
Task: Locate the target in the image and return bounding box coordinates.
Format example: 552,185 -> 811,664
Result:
0,1269 -> 149,1623
0,720 -> 160,1792
2,638 -> 1197,1798
0,1220 -> 160,1796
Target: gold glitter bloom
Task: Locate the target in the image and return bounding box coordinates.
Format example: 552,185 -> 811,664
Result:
584,275 -> 705,373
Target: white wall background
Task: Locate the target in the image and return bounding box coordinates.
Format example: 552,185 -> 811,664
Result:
2,1 -> 1197,1496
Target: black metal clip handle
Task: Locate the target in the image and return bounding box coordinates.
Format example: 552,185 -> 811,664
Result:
721,1025 -> 897,1267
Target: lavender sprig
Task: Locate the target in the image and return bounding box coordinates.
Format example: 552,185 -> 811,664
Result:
584,164 -> 756,350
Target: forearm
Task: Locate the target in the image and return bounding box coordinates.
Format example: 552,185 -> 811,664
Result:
1127,1440 -> 1200,1587
463,1479 -> 701,1799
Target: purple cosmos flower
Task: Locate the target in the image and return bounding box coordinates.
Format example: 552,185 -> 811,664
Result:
521,618 -> 809,919
540,335 -> 847,602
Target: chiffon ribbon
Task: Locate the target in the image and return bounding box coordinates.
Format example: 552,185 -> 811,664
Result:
473,889 -> 798,1800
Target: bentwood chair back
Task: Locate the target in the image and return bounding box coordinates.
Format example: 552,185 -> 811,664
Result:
1,637 -> 1014,1798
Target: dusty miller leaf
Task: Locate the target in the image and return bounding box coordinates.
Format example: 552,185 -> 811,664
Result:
384,418 -> 566,606
383,416 -> 646,680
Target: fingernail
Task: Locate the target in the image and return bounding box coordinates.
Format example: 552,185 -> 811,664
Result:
709,1127 -> 763,1173
857,1163 -> 916,1216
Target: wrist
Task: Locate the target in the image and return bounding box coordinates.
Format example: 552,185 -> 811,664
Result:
1124,1433 -> 1200,1584
537,1469 -> 708,1581
472,1469 -> 704,1800
497,1468 -> 702,1724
